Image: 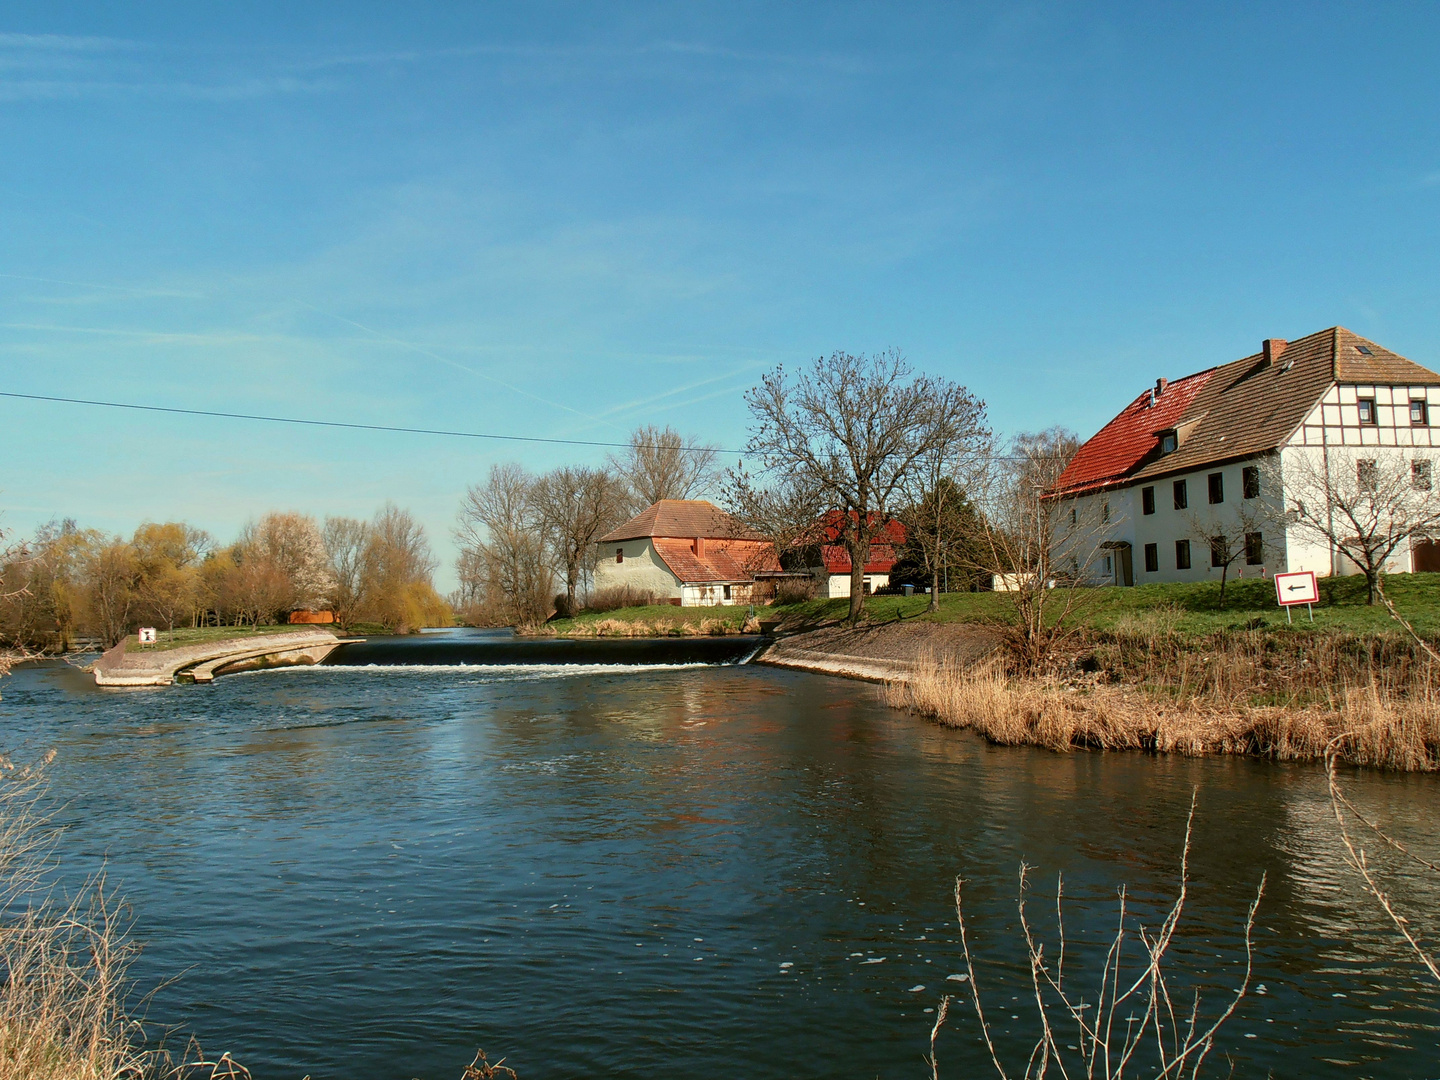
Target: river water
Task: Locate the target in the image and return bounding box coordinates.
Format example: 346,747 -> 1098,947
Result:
4,629 -> 1438,1079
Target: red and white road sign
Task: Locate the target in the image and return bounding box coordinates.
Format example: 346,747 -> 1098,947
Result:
1274,571 -> 1319,607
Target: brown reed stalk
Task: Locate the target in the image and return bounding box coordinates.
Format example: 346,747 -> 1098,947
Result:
935,793 -> 1264,1079
1325,738 -> 1440,985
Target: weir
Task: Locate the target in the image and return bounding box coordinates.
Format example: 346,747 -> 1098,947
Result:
324,630 -> 766,668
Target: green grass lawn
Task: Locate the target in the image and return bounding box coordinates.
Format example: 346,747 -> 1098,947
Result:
546,572 -> 1440,639
122,623 -> 323,652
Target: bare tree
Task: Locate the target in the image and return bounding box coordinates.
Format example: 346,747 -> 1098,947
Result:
362,504 -> 448,631
610,425 -> 719,513
84,540 -> 139,647
968,428 -> 1110,673
242,512 -> 334,612
534,466 -> 628,614
322,517 -> 371,631
743,349 -> 961,623
720,465 -> 827,578
1282,448 -> 1440,604
899,383 -> 990,611
455,464 -> 554,626
1185,499 -> 1271,608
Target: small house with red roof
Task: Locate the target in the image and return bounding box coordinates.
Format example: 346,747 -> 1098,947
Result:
810,511 -> 906,598
594,499 -> 784,606
1050,328 -> 1440,584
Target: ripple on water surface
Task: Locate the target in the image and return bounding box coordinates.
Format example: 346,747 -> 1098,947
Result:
3,650 -> 1438,1079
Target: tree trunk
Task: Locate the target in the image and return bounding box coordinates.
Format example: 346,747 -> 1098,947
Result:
847,535 -> 871,623
1366,568 -> 1379,605
1218,564 -> 1228,608
929,562 -> 940,612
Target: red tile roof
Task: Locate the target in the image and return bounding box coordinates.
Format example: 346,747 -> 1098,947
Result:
653,538 -> 782,583
599,500 -> 762,543
1050,369 -> 1215,496
815,511 -> 906,575
1051,327 -> 1440,498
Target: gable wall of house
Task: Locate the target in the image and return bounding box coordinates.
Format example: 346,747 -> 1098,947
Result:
592,538 -> 683,599
1281,381 -> 1440,576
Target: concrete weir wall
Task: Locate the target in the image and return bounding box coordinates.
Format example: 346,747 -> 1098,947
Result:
92,630 -> 346,687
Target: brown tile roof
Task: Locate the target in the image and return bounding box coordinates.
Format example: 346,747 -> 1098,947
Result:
653,538 -> 782,583
599,499 -> 763,543
1051,327 -> 1440,496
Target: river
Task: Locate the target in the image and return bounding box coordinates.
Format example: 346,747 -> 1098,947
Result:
3,629 -> 1437,1078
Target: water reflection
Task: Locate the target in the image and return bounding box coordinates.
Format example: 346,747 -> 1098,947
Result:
2,657 -> 1437,1078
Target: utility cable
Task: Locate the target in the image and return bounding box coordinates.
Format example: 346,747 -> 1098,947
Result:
0,390 -> 741,455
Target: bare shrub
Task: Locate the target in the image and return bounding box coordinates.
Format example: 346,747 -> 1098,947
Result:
587,586 -> 659,612
773,577 -> 818,605
935,795 -> 1264,1079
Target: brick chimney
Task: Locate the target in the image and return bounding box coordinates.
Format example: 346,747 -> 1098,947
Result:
1155,377 -> 1168,399
1261,338 -> 1288,368
692,536 -> 705,557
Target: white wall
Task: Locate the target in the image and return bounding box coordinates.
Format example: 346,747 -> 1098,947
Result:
824,572 -> 889,598
592,538 -> 683,599
1057,378 -> 1440,585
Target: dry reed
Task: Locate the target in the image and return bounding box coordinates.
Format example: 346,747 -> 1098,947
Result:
890,638 -> 1440,770
937,794 -> 1264,1078
0,752 -> 259,1080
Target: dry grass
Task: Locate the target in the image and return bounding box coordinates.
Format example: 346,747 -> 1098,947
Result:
0,752 -> 258,1080
889,646 -> 1440,771
567,616 -> 737,638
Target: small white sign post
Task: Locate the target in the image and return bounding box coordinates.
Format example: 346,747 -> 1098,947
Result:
1273,571 -> 1319,624
137,627 -> 158,645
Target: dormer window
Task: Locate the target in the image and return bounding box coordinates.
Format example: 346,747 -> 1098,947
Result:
1160,431 -> 1178,454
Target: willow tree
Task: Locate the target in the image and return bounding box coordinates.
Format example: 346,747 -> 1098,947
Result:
743,349 -> 985,623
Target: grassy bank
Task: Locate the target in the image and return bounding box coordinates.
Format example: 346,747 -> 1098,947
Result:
889,628 -> 1440,770
119,623 -> 322,652
775,571 -> 1440,636
539,573 -> 1440,640
531,604 -> 758,636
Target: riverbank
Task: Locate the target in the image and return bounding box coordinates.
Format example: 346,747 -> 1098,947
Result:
91,628 -> 349,686
546,576 -> 1440,770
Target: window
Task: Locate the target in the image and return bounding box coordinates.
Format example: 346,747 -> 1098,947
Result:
1208,472 -> 1224,504
1358,397 -> 1377,425
1414,460 -> 1433,491
1412,399 -> 1430,426
1161,432 -> 1178,454
1144,543 -> 1158,572
1103,555 -> 1113,576
1210,536 -> 1229,568
1358,459 -> 1378,492
1242,466 -> 1260,499
1245,532 -> 1264,565
616,547 -> 624,563
1070,506 -> 1077,526
1142,486 -> 1155,515
1175,539 -> 1191,570
1102,501 -> 1110,523
723,584 -> 732,600
1173,479 -> 1188,510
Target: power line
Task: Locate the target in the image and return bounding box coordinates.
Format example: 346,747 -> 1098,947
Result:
0,391 -> 741,455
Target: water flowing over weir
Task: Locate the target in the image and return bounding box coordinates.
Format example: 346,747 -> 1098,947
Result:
323,628 -> 767,668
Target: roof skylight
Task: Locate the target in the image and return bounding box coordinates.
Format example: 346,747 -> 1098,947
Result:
1356,345 -> 1374,356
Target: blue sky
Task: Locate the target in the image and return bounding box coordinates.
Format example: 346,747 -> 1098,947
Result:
4,3 -> 1440,588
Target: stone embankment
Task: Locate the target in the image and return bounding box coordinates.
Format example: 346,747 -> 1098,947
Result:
756,621 -> 1000,683
92,630 -> 347,687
